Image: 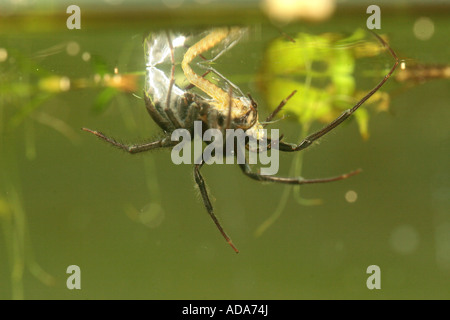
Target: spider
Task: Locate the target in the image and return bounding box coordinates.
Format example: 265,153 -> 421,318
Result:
83,27 -> 398,253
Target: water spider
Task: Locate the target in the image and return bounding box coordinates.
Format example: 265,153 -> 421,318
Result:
83,27 -> 399,253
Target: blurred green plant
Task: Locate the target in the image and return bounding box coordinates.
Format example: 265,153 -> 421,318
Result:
0,38 -> 152,298
259,28 -> 393,140
255,29 -> 395,236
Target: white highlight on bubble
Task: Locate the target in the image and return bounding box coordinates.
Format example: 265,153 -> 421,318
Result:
172,35 -> 186,48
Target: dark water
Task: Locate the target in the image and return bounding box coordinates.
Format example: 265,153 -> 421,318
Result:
0,2 -> 449,299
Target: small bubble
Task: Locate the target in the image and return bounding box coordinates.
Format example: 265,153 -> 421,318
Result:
413,17 -> 435,41
93,73 -> 101,83
400,60 -> 406,70
82,52 -> 91,61
0,48 -> 8,62
345,190 -> 358,203
66,41 -> 80,56
59,76 -> 71,91
390,224 -> 419,255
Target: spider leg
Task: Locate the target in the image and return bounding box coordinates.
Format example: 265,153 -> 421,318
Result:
82,128 -> 176,153
181,101 -> 201,133
239,158 -> 361,185
279,32 -> 399,153
264,90 -> 297,125
165,105 -> 184,129
161,31 -> 187,130
193,161 -> 239,253
143,93 -> 174,132
224,86 -> 233,130
164,32 -> 176,111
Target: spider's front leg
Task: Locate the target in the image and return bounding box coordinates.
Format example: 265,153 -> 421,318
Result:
82,128 -> 176,154
193,160 -> 239,253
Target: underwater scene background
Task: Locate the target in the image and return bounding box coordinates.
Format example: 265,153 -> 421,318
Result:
0,0 -> 449,299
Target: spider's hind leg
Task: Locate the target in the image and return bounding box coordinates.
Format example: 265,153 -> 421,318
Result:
239,157 -> 361,185
193,160 -> 239,253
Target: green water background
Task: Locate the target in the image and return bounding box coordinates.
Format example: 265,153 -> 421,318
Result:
0,0 -> 449,299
